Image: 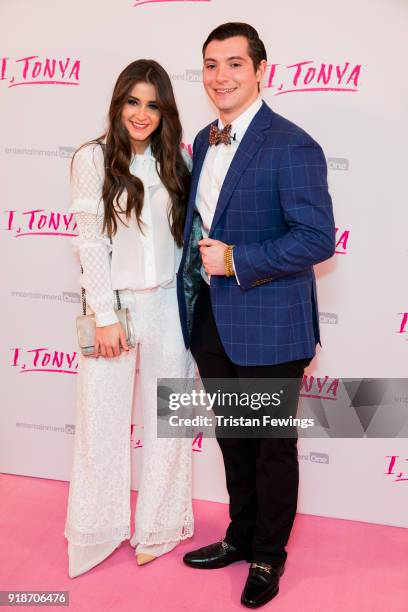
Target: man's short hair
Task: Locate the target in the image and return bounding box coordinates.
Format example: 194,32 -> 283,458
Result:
202,22 -> 267,71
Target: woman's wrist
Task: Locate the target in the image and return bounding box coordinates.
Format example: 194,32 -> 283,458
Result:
95,311 -> 119,327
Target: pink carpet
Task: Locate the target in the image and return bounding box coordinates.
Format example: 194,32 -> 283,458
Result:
0,473 -> 407,611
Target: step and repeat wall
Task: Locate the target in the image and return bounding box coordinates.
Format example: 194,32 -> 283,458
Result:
1,0 -> 407,528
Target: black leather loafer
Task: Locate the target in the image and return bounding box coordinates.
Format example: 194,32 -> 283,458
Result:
183,540 -> 248,569
241,562 -> 285,608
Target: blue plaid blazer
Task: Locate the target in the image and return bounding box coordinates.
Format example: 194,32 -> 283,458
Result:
177,101 -> 335,366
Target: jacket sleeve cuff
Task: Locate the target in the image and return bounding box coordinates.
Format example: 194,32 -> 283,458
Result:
230,244 -> 262,290
95,310 -> 119,327
231,249 -> 241,286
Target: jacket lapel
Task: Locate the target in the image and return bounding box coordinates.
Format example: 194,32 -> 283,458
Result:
209,103 -> 272,236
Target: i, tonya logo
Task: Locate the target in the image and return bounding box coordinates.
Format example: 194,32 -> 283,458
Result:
4,210 -> 77,238
0,56 -> 80,88
396,313 -> 408,339
335,227 -> 350,255
192,431 -> 204,452
266,61 -> 361,96
11,347 -> 78,374
131,424 -> 144,449
181,142 -> 193,157
130,425 -> 204,452
385,456 -> 408,482
133,0 -> 211,7
300,375 -> 339,401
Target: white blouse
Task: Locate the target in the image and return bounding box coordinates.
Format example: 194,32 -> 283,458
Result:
70,142 -> 191,326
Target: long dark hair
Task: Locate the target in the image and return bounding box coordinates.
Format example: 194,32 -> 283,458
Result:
74,59 -> 190,247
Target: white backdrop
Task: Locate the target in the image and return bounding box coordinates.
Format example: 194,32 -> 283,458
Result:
1,0 -> 408,528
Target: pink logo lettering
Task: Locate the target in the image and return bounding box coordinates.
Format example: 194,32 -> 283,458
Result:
385,455 -> 408,482
11,347 -> 78,374
396,313 -> 408,335
3,210 -> 78,238
133,0 -> 211,6
1,56 -> 81,88
300,375 -> 339,401
335,227 -> 350,255
131,423 -> 144,448
181,142 -> 193,158
192,431 -> 204,452
266,61 -> 361,96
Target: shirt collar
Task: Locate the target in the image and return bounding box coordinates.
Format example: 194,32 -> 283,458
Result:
135,143 -> 154,159
218,97 -> 263,143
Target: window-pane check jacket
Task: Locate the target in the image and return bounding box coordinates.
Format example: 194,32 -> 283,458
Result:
177,101 -> 336,366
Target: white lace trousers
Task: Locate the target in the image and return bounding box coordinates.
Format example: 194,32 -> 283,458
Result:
64,286 -> 195,576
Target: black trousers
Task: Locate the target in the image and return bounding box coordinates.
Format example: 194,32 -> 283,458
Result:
190,280 -> 310,566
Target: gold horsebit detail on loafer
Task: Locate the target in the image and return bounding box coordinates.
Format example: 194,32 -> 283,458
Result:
251,562 -> 272,573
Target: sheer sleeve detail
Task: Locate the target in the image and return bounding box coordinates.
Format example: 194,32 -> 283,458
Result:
70,143 -> 105,215
73,213 -> 118,328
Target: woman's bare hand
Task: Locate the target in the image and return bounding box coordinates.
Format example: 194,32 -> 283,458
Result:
94,322 -> 129,358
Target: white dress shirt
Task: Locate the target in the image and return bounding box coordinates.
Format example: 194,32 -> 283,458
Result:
195,96 -> 263,284
70,142 -> 191,325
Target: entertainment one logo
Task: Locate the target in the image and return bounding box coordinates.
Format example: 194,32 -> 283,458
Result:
5,145 -> 76,158
385,456 -> 408,482
327,158 -> 349,171
10,347 -> 78,374
266,61 -> 361,96
319,312 -> 338,325
133,0 -> 211,6
11,290 -> 80,304
396,313 -> 408,339
299,451 -> 330,464
0,56 -> 80,88
3,210 -> 77,238
335,227 -> 350,255
300,375 -> 339,401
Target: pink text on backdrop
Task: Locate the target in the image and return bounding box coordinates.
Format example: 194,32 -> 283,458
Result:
335,228 -> 350,254
130,424 -> 144,449
396,313 -> 408,335
11,347 -> 78,374
181,142 -> 193,158
0,56 -> 80,88
385,455 -> 408,482
130,425 -> 204,452
300,375 -> 339,401
133,0 -> 211,7
266,61 -> 361,96
192,431 -> 204,452
4,210 -> 77,237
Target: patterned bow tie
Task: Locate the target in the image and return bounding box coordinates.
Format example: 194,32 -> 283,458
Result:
209,123 -> 233,146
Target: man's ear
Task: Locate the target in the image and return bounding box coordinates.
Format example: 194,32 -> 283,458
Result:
256,59 -> 268,84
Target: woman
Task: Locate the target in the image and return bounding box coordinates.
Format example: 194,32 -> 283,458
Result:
64,60 -> 195,578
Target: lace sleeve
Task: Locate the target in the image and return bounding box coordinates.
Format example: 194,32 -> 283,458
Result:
70,143 -> 105,215
71,145 -> 118,327
74,213 -> 118,327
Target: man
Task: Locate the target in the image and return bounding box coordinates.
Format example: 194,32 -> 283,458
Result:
177,23 -> 335,608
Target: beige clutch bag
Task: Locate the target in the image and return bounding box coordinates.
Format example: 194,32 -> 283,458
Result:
76,307 -> 136,357
76,285 -> 136,357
